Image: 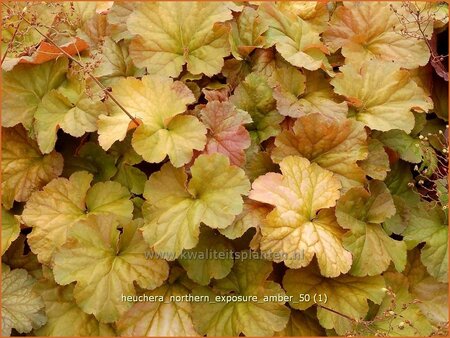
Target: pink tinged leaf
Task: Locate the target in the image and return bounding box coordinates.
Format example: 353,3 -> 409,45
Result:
202,87 -> 231,102
200,101 -> 251,166
249,172 -> 297,212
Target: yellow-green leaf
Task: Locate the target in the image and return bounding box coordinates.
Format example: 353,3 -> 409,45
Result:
106,2 -> 135,42
95,38 -> 142,86
230,7 -> 268,60
283,263 -> 385,335
1,265 -> 46,336
359,138 -> 390,180
336,180 -> 407,276
375,129 -> 424,163
53,216 -> 169,323
1,126 -> 63,210
98,75 -> 205,167
272,69 -> 348,120
403,202 -> 448,282
2,58 -> 68,129
34,274 -> 115,336
127,2 -> 233,77
1,208 -> 20,256
259,3 -> 330,71
178,228 -> 234,285
331,60 -> 432,133
192,257 -> 290,336
230,72 -> 283,143
371,272 -> 433,336
35,77 -> 106,154
142,153 -> 250,259
22,171 -> 133,264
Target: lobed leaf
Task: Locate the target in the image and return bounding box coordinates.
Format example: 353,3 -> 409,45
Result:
192,257 -> 290,336
331,61 -> 433,133
249,156 -> 351,276
142,153 -> 250,259
22,171 -> 133,264
283,264 -> 385,335
1,126 -> 63,210
1,265 -> 46,336
53,216 -> 169,323
127,2 -> 233,77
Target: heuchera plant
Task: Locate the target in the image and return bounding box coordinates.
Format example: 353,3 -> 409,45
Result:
1,1 -> 448,337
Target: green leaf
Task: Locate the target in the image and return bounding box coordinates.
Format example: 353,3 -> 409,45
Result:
1,126 -> 63,210
178,228 -> 234,285
113,164 -> 147,195
375,129 -> 424,163
142,153 -> 250,258
336,180 -> 407,276
370,272 -> 433,336
22,171 -> 133,264
53,216 -> 169,323
283,263 -> 385,335
191,257 -> 290,336
405,249 -> 449,325
403,202 -> 448,282
436,178 -> 448,211
62,141 -> 118,183
1,265 -> 46,336
2,58 -> 68,130
359,138 -> 390,180
230,72 -> 283,143
275,309 -> 325,337
108,136 -> 147,195
383,161 -> 420,234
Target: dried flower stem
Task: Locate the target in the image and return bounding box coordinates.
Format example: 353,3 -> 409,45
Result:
2,2 -> 139,125
1,15 -> 23,65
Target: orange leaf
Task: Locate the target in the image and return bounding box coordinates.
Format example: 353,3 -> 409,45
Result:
18,37 -> 89,65
127,118 -> 142,131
